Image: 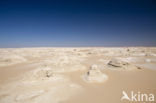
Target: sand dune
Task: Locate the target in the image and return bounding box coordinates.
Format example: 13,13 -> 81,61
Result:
0,47 -> 156,103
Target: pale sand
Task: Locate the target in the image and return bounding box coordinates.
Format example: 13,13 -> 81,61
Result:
0,47 -> 156,103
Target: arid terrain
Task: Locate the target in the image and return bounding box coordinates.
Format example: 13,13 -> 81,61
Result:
0,47 -> 156,103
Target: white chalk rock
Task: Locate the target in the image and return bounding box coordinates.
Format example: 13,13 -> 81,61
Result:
108,58 -> 129,67
107,58 -> 140,70
83,65 -> 108,83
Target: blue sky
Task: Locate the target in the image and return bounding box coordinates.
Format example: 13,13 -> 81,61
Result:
0,0 -> 156,47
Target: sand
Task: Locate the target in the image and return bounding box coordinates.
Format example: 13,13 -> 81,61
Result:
0,47 -> 156,103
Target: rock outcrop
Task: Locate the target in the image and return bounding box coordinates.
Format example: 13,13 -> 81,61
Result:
107,58 -> 140,70
83,64 -> 108,83
108,58 -> 129,67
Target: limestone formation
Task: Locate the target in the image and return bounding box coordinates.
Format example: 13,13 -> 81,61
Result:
108,58 -> 129,67
107,58 -> 139,70
83,64 -> 108,83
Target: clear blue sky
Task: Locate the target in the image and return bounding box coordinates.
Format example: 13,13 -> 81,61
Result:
0,0 -> 156,47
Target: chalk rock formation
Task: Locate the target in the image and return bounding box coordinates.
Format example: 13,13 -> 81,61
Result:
108,58 -> 129,67
107,58 -> 140,70
83,64 -> 108,83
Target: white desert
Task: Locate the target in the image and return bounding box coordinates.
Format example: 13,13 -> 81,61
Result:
0,47 -> 156,103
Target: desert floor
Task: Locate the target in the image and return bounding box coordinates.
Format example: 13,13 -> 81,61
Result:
0,47 -> 156,103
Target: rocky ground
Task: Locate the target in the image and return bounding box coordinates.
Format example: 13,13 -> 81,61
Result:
0,47 -> 156,103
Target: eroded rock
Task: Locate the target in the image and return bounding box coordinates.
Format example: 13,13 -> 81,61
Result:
107,58 -> 139,70
108,58 -> 129,67
83,65 -> 108,83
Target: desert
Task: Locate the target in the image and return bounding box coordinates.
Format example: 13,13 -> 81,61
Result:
0,47 -> 156,103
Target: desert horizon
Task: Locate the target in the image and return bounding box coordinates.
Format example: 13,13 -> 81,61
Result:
0,0 -> 156,102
